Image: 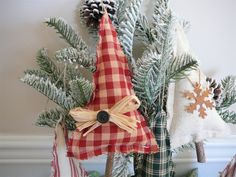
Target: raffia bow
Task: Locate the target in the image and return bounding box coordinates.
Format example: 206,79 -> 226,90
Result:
69,95 -> 141,136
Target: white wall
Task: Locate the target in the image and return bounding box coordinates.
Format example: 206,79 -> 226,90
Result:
0,0 -> 235,177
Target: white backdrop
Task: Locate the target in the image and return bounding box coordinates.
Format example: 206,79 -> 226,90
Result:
0,0 -> 235,177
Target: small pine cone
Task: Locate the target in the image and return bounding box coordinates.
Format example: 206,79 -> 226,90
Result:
206,77 -> 222,102
81,0 -> 116,28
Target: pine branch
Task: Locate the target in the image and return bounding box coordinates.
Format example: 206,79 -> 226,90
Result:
218,110 -> 236,124
24,69 -> 48,79
69,78 -> 94,107
133,46 -> 162,106
217,76 -> 236,109
168,53 -> 198,81
152,0 -> 171,53
54,47 -> 95,72
118,0 -> 143,72
45,17 -> 88,50
21,74 -> 76,110
133,12 -> 175,106
112,153 -> 132,177
113,0 -> 129,25
36,109 -> 76,130
173,142 -> 195,153
36,48 -> 60,82
135,13 -> 156,45
64,64 -> 81,85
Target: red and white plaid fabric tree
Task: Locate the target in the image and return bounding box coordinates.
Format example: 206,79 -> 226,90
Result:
67,12 -> 159,160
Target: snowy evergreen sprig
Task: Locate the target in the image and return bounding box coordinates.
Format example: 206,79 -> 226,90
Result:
45,17 -> 88,51
112,153 -> 133,177
218,76 -> 236,109
168,53 -> 198,80
216,76 -> 236,124
118,0 -> 143,72
219,110 -> 236,124
133,11 -> 175,107
55,47 -> 95,72
35,48 -> 63,85
69,78 -> 94,107
135,13 -> 156,45
21,73 -> 76,110
36,109 -> 76,130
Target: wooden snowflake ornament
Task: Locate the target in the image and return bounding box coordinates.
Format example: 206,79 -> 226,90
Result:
183,82 -> 214,118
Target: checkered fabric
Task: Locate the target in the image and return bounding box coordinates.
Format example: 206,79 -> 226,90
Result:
141,113 -> 175,177
67,12 -> 158,160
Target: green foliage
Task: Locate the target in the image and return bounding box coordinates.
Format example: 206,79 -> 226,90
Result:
218,110 -> 236,124
168,54 -> 198,80
183,168 -> 198,177
24,69 -> 48,79
112,153 -> 133,177
113,0 -> 129,25
36,109 -> 76,130
118,0 -> 143,71
69,78 -> 94,107
215,76 -> 236,124
35,48 -> 63,85
21,73 -> 76,110
133,46 -> 162,107
173,142 -> 195,153
133,12 -> 175,107
217,76 -> 236,109
135,13 -> 156,45
152,0 -> 171,52
88,171 -> 101,177
54,47 -> 95,72
45,17 -> 88,50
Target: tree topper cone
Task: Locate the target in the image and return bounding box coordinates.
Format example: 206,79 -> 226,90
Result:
67,12 -> 159,160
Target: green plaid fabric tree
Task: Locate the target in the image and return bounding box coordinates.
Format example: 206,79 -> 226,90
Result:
141,112 -> 175,177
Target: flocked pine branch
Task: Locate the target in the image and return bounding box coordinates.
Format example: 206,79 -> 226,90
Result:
218,110 -> 236,124
54,47 -> 95,72
24,69 -> 48,79
118,0 -> 143,72
112,153 -> 132,177
35,48 -> 65,87
113,0 -> 129,26
45,17 -> 88,51
36,108 -> 76,130
135,13 -> 156,45
21,73 -> 76,110
216,76 -> 236,124
173,142 -> 195,153
133,46 -> 162,112
217,76 -> 236,109
152,0 -> 171,53
69,78 -> 94,107
133,11 -> 175,107
168,53 -> 198,81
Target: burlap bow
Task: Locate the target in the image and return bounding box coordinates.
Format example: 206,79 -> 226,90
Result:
69,95 -> 141,136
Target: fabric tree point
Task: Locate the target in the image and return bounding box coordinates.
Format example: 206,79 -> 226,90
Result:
67,12 -> 159,160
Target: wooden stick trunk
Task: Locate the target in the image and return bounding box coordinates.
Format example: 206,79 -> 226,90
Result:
195,141 -> 206,163
105,153 -> 114,177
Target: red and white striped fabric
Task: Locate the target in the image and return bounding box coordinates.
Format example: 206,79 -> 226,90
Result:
67,12 -> 159,160
221,155 -> 236,177
51,123 -> 88,177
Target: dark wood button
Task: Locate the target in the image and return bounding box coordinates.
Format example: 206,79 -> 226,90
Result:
97,110 -> 110,123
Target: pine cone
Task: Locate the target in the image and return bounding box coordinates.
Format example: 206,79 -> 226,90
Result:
81,0 -> 116,28
206,77 -> 222,102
